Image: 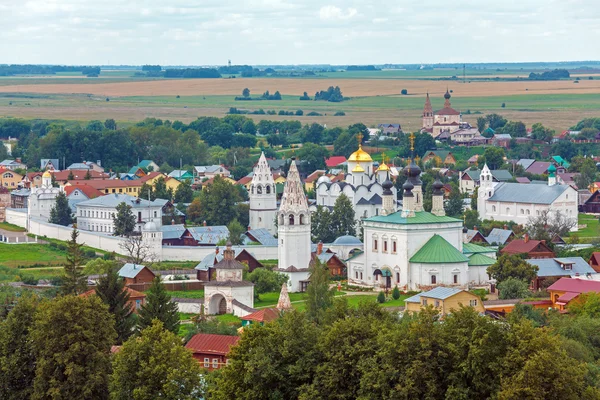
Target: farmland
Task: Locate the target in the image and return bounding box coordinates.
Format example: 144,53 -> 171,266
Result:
0,70 -> 599,132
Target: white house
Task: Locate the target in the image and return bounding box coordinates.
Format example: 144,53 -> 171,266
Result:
478,164 -> 578,229
76,193 -> 163,234
460,168 -> 513,194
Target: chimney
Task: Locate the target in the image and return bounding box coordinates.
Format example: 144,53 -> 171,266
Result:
473,225 -> 478,231
503,224 -> 508,230
248,226 -> 251,231
16,157 -> 21,163
215,246 -> 220,255
317,241 -> 323,255
541,240 -> 546,244
203,220 -> 207,227
97,160 -> 101,167
171,219 -> 175,225
524,233 -> 529,243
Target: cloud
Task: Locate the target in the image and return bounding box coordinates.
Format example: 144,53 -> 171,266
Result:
319,5 -> 358,20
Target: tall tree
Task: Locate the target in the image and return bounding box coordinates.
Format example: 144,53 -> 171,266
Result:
110,320 -> 204,400
498,277 -> 531,300
137,277 -> 180,334
227,219 -> 245,245
0,294 -> 40,400
113,202 -> 136,237
311,206 -> 333,243
95,268 -> 134,344
305,258 -> 334,325
119,235 -> 156,265
153,177 -> 173,200
246,268 -> 288,300
173,179 -> 194,203
49,191 -> 72,226
330,193 -> 356,238
198,175 -> 242,226
61,228 -> 87,295
444,183 -> 464,218
31,295 -> 115,400
297,142 -> 329,172
478,146 -> 505,169
487,253 -> 538,284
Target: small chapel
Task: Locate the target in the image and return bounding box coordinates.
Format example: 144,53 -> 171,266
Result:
347,135 -> 495,291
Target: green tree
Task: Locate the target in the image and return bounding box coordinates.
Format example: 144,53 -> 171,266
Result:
311,206 -> 334,243
463,209 -> 481,229
392,286 -> 400,300
486,113 -> 507,130
113,202 -> 136,237
297,142 -> 329,172
479,146 -> 505,169
567,292 -> 600,318
31,295 -> 115,400
497,277 -> 531,300
531,122 -> 555,142
305,258 -> 334,325
444,183 -> 464,218
247,268 -> 288,299
139,182 -> 155,201
331,193 -> 356,238
333,131 -> 357,158
242,88 -> 250,98
110,320 -> 203,400
95,268 -> 135,344
0,294 -> 40,400
377,291 -> 386,303
198,175 -> 242,226
498,121 -> 527,137
186,198 -> 202,224
487,253 -> 538,284
227,219 -> 245,245
61,228 -> 88,295
104,119 -> 117,130
153,177 -> 173,200
476,116 -> 487,133
137,277 -> 180,334
241,119 -> 257,135
48,191 -> 72,226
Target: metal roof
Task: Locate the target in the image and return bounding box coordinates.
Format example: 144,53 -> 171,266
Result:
462,242 -> 493,254
195,249 -> 245,271
366,211 -> 461,225
526,257 -> 597,278
118,263 -> 147,278
161,224 -> 187,240
77,194 -> 161,209
488,182 -> 570,204
187,226 -> 229,245
547,277 -> 600,293
485,228 -> 514,245
405,287 -> 464,303
332,235 -> 363,245
468,253 -> 496,266
410,235 -> 469,264
244,228 -> 277,246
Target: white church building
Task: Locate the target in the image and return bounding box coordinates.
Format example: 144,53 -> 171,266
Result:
348,156 -> 495,291
249,152 -> 277,235
315,139 -> 397,222
478,164 -> 578,229
27,170 -> 62,223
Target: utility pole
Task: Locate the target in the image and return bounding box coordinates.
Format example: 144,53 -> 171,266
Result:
463,64 -> 466,84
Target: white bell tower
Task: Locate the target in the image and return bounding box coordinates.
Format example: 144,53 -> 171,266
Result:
277,160 -> 311,270
478,164 -> 494,218
249,152 -> 277,234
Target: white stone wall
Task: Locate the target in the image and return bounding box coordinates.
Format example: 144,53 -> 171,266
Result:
409,262 -> 469,291
282,270 -> 310,293
5,208 -> 27,227
231,286 -> 254,309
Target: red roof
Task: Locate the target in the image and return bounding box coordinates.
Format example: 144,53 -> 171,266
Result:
501,238 -> 553,255
237,176 -> 252,185
240,307 -> 280,323
325,156 -> 347,168
330,172 -> 345,183
525,161 -> 551,175
434,107 -> 461,116
547,277 -> 600,294
64,184 -> 104,199
556,292 -> 580,304
304,170 -> 326,183
590,252 -> 600,268
185,333 -> 240,356
80,286 -> 146,299
139,171 -> 168,183
52,169 -> 109,181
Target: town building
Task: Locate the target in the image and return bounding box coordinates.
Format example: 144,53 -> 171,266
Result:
500,235 -> 555,259
66,179 -> 143,196
0,168 -> 23,189
10,188 -> 29,208
485,228 -> 515,246
589,252 -> 600,273
167,170 -> 194,181
315,139 -> 397,223
135,160 -> 160,172
422,91 -> 463,138
64,184 -> 104,211
0,158 -> 26,171
40,159 -> 60,170
185,333 -> 240,370
204,242 -> 254,315
527,257 -> 597,290
421,150 -> 457,166
547,277 -> 600,311
478,164 -> 578,230
404,287 -> 484,315
249,152 -> 277,235
194,165 -> 231,182
27,171 -> 61,223
459,168 -> 513,194
117,263 -> 156,285
377,123 -> 402,136
195,247 -> 264,281
76,193 -> 163,234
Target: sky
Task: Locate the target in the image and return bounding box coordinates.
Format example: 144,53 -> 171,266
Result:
1,0 -> 599,66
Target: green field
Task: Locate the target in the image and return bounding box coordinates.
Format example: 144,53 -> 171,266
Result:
167,290 -> 205,299
578,214 -> 599,238
0,221 -> 26,232
0,243 -> 67,268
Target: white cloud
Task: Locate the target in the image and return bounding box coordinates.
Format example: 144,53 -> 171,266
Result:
319,5 -> 357,20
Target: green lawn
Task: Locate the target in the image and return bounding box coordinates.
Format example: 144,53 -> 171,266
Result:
293,293 -> 410,311
178,312 -> 195,321
214,314 -> 242,325
0,221 -> 26,232
578,214 -> 599,238
0,243 -> 67,268
167,290 -> 204,299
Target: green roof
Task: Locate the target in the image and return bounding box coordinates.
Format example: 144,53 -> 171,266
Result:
366,211 -> 461,225
410,235 -> 469,264
138,160 -> 155,168
462,243 -> 493,254
468,253 -> 496,266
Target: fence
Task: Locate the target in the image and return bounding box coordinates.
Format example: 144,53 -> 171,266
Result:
127,281 -> 205,292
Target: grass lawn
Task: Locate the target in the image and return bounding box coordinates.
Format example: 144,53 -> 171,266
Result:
214,314 -> 242,326
292,293 -> 410,311
178,312 -> 195,321
0,243 -> 67,268
167,290 -> 204,299
254,289 -> 346,308
178,323 -> 196,338
0,221 -> 26,232
578,214 -> 599,238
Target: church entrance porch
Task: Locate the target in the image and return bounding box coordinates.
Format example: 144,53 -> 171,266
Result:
208,294 -> 228,315
373,268 -> 392,290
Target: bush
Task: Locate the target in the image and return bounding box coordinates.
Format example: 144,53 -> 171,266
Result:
401,89 -> 408,95
20,274 -> 39,285
334,111 -> 345,116
392,286 -> 400,300
501,103 -> 506,108
103,252 -> 116,261
377,291 -> 386,304
84,250 -> 97,259
307,111 -> 323,116
57,244 -> 67,251
295,110 -> 303,116
50,277 -> 63,287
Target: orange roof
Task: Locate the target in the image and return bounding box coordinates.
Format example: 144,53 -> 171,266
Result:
304,170 -> 326,183
52,169 -> 109,181
325,156 -> 347,167
64,184 -> 104,199
240,307 -> 280,323
237,175 -> 253,185
185,333 -> 240,356
80,286 -> 146,299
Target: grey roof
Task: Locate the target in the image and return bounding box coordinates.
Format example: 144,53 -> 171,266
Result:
463,169 -> 512,182
77,194 -> 160,209
161,224 -> 187,240
41,159 -> 59,169
317,253 -> 335,263
493,134 -> 512,140
168,170 -> 191,178
187,226 -> 229,245
464,229 -> 483,243
488,182 -> 570,204
485,228 -> 514,245
332,235 -> 363,245
194,249 -> 245,271
267,159 -> 287,170
194,165 -> 228,174
244,228 -> 277,246
10,188 -> 30,197
118,263 -> 147,278
526,257 -> 597,278
67,163 -> 91,170
405,287 -> 464,303
517,159 -> 536,170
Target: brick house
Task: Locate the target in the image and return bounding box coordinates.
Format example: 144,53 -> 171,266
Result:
185,333 -> 240,370
500,234 -> 555,259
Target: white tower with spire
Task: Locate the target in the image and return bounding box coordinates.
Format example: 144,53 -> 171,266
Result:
478,164 -> 494,216
277,160 -> 312,272
249,152 -> 277,234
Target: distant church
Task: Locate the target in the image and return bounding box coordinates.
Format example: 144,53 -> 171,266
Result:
422,90 -> 463,138
249,152 -> 277,235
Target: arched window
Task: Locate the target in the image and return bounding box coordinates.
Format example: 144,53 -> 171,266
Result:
257,185 -> 262,194
251,186 -> 254,194
526,209 -> 530,215
289,214 -> 295,225
488,191 -> 492,197
279,215 -> 284,225
266,185 -> 271,194
492,205 -> 496,212
299,214 -> 304,225
431,275 -> 437,284
506,207 -> 510,214
520,209 -> 524,215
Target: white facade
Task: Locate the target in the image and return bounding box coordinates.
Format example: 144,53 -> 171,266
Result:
478,164 -> 578,230
27,172 -> 61,223
76,194 -> 163,234
249,152 -> 277,235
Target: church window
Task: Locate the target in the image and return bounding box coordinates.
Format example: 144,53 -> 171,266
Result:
492,206 -> 496,212
259,217 -> 262,222
383,241 -> 388,252
257,185 -> 262,194
431,275 -> 437,284
488,191 -> 491,197
506,207 -> 510,214
536,210 -> 540,216
360,272 -> 363,280
154,211 -> 157,218
279,215 -> 284,225
453,274 -> 458,284
266,185 -> 271,194
392,241 -> 397,253
520,209 -> 524,215
299,214 -> 305,225
355,271 -> 358,279
373,239 -> 378,251
289,215 -> 294,225
526,209 -> 530,215
251,186 -> 254,194
396,272 -> 400,283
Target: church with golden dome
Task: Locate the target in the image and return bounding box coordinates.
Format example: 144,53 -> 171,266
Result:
315,136 -> 398,224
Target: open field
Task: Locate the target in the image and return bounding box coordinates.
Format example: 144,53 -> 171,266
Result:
0,243 -> 67,268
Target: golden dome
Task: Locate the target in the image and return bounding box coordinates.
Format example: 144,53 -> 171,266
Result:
42,170 -> 52,178
348,145 -> 373,163
377,162 -> 390,172
352,163 -> 365,173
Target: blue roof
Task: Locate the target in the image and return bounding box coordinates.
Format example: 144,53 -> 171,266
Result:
244,228 -> 277,246
485,228 -> 514,245
332,235 -> 363,245
405,287 -> 464,303
526,257 -> 597,278
67,163 -> 91,170
187,226 -> 229,245
118,263 -> 147,278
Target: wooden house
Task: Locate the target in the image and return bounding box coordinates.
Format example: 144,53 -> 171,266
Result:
185,333 -> 240,370
580,190 -> 600,213
547,277 -> 600,311
404,287 -> 484,315
421,150 -> 456,166
117,263 -> 156,285
500,235 -> 554,259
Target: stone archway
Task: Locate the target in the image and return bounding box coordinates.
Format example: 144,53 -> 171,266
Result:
208,294 -> 228,315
